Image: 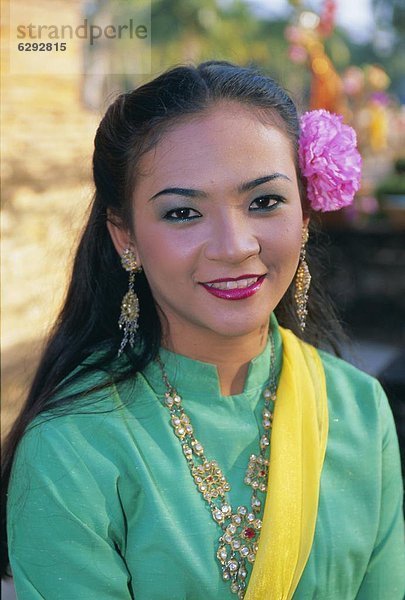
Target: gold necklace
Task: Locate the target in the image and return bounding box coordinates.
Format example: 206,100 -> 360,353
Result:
157,336 -> 277,599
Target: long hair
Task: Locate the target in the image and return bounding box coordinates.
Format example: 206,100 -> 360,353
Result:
1,60 -> 345,576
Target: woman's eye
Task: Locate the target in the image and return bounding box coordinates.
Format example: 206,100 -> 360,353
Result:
163,207 -> 201,221
250,195 -> 283,211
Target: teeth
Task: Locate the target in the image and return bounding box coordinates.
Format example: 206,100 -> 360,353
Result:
208,277 -> 259,290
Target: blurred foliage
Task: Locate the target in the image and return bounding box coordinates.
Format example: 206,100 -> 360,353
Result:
149,0 -> 311,100
144,0 -> 404,102
375,157 -> 405,199
150,0 -> 287,71
366,0 -> 405,98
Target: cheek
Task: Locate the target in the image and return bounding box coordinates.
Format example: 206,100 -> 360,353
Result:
134,221 -> 199,283
261,219 -> 302,268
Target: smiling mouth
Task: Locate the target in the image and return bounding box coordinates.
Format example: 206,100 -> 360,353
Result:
200,274 -> 266,301
205,276 -> 262,290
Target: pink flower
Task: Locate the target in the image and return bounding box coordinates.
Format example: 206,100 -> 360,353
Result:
299,109 -> 362,212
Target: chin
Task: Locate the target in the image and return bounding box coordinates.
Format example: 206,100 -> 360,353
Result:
203,314 -> 272,339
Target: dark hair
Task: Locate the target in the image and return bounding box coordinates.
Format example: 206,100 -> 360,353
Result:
1,60 -> 346,576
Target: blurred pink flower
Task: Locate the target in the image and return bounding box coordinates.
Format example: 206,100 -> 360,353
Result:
370,91 -> 390,106
342,66 -> 364,96
299,110 -> 362,212
318,0 -> 336,37
284,25 -> 302,44
288,45 -> 308,64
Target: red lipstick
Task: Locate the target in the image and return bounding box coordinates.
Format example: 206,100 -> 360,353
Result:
200,274 -> 266,301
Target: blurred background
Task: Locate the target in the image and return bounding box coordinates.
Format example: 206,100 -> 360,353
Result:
2,0 -> 405,472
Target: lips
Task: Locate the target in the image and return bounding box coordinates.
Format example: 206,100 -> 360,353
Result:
200,274 -> 266,300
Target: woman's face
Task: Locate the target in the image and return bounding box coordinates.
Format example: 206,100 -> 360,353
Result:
117,102 -> 307,347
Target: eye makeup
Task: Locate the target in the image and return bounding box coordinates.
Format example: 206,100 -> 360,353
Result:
163,207 -> 202,222
249,194 -> 285,211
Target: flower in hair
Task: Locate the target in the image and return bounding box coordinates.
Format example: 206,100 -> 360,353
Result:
299,109 -> 362,212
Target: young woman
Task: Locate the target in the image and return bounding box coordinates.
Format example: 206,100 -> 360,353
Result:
2,61 -> 404,599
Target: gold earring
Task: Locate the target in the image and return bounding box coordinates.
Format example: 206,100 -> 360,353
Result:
118,248 -> 142,356
294,228 -> 311,332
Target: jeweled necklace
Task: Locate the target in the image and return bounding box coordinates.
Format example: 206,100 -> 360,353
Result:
157,336 -> 277,599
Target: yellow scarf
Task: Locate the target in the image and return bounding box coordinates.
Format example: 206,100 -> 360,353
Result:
245,327 -> 329,600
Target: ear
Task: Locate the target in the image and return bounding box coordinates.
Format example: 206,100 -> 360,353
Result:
106,210 -> 141,266
302,214 -> 310,231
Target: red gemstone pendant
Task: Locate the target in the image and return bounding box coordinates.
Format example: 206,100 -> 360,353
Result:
243,527 -> 256,540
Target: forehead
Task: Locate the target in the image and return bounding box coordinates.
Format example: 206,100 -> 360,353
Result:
135,102 -> 296,193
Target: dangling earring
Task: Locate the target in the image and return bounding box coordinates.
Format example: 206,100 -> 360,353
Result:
118,248 -> 142,356
295,228 -> 311,332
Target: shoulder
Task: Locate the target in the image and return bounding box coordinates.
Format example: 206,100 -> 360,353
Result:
35,347 -> 141,423
315,347 -> 395,444
12,357 -> 142,481
317,347 -> 385,406
318,348 -> 383,398
8,369 -> 144,523
280,325 -> 386,415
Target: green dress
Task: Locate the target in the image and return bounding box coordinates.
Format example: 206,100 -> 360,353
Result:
7,318 -> 405,599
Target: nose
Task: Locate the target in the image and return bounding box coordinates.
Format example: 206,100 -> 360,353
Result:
203,210 -> 261,264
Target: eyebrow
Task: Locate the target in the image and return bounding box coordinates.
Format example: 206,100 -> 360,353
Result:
148,173 -> 292,201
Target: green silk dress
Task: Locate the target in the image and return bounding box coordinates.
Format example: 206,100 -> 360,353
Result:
7,319 -> 405,599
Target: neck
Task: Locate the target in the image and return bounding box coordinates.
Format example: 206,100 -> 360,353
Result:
161,321 -> 269,396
